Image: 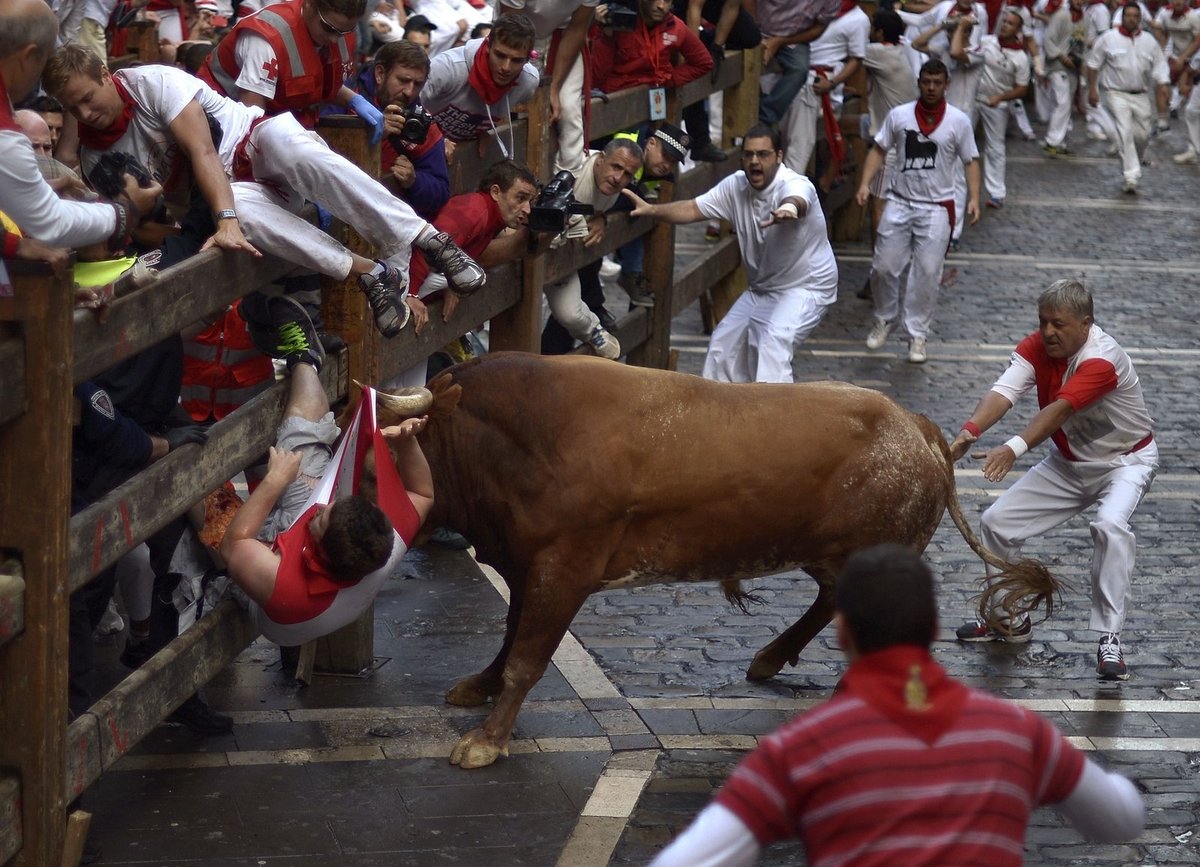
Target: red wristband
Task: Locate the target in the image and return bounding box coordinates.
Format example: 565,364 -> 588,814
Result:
961,421 -> 981,438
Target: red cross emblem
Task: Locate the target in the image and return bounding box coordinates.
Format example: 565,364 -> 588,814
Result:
261,58 -> 279,82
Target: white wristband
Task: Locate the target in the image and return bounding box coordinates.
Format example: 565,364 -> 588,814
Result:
1004,435 -> 1029,459
776,202 -> 799,218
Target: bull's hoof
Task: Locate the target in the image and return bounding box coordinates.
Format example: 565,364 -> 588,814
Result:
446,676 -> 495,707
449,728 -> 508,769
746,653 -> 784,682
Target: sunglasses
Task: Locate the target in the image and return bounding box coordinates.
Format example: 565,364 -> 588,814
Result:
312,2 -> 354,36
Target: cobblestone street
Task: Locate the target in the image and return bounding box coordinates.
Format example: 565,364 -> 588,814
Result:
81,121 -> 1200,865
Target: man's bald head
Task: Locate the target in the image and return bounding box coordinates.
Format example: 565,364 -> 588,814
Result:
0,0 -> 59,102
14,108 -> 52,153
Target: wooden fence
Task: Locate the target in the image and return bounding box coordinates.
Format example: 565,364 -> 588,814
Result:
0,44 -> 822,865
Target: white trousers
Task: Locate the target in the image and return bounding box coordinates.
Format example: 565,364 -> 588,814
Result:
701,287 -> 827,383
242,113 -> 427,276
1044,69 -> 1076,148
981,444 -> 1158,635
1087,98 -> 1120,141
1186,83 -> 1200,153
156,8 -> 183,42
871,198 -> 949,340
781,79 -> 822,176
545,272 -> 600,342
1103,89 -> 1153,183
552,53 -> 586,177
978,100 -> 1010,200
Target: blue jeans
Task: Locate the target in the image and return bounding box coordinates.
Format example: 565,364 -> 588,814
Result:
759,43 -> 811,126
617,238 -> 644,274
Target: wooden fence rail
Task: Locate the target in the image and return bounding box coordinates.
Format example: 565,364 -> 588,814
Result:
0,43 -> 869,865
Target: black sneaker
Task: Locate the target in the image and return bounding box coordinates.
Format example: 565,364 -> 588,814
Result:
618,271 -> 654,307
427,527 -> 471,549
166,694 -> 234,735
240,295 -> 325,371
690,141 -> 729,162
120,636 -> 156,669
357,262 -> 411,338
1097,633 -> 1129,680
955,615 -> 1032,643
417,230 -> 486,295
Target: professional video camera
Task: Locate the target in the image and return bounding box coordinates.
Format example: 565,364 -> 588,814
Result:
528,170 -> 594,234
392,104 -> 434,144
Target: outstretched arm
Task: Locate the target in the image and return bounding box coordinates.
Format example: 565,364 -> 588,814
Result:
1057,759 -> 1145,841
948,391 -> 1013,460
621,189 -> 705,224
381,417 -> 435,524
974,397 -> 1074,482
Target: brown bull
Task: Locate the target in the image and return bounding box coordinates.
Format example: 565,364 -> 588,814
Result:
395,352 -> 1055,769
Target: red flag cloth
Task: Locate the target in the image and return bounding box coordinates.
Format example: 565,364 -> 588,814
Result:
812,66 -> 846,176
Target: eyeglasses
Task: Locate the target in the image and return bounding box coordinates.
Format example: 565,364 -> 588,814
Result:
313,2 -> 354,36
741,149 -> 776,161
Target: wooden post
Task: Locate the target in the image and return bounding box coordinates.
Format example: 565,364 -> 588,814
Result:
0,263 -> 75,867
489,86 -> 552,353
124,21 -> 159,63
313,117 -> 381,673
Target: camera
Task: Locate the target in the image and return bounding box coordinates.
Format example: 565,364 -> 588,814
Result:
606,2 -> 639,32
86,150 -> 155,200
528,170 -> 595,234
392,104 -> 433,144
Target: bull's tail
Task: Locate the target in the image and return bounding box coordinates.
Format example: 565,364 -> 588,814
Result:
721,579 -> 767,615
918,414 -> 1064,633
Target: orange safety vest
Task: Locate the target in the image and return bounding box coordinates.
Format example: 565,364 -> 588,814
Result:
200,0 -> 354,128
180,302 -> 275,422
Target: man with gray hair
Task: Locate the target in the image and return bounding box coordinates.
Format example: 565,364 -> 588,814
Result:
948,279 -> 1157,681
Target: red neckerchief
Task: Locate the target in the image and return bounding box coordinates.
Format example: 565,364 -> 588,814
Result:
915,97 -> 946,136
1044,0 -> 1064,14
999,34 -> 1025,49
836,0 -> 858,15
838,645 -> 970,744
1118,24 -> 1139,36
466,37 -> 520,105
78,73 -> 136,150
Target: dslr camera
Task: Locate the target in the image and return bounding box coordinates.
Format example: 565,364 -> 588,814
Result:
86,150 -> 167,221
528,170 -> 594,234
392,104 -> 434,144
605,1 -> 639,32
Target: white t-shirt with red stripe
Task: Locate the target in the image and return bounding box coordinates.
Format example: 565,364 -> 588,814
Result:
990,324 -> 1154,462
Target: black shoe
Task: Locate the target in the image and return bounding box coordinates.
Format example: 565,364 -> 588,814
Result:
856,276 -> 872,300
428,527 -> 470,549
357,262 -> 411,338
167,694 -> 234,735
418,230 -> 486,295
597,308 -> 618,333
318,330 -> 346,353
618,271 -> 654,307
240,295 -> 325,371
690,142 -> 729,162
120,637 -> 156,669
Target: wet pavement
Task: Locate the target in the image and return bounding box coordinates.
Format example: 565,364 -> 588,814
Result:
82,118 -> 1200,865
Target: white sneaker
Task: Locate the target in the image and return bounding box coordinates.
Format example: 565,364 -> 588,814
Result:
586,325 -> 621,359
1122,178 -> 1138,194
908,336 -> 928,364
95,599 -> 125,637
599,256 -> 621,280
865,318 -> 894,350
1173,147 -> 1199,164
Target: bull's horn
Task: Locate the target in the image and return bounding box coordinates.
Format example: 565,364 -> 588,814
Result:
357,380 -> 434,419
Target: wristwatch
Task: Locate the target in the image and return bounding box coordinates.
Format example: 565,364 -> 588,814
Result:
215,209 -> 238,221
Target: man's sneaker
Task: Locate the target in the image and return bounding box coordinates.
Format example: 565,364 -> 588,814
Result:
865,318 -> 894,350
1172,147 -> 1199,165
955,615 -> 1033,643
1043,143 -> 1070,158
1122,178 -> 1138,195
241,295 -> 326,371
166,694 -> 234,735
1097,633 -> 1130,680
618,271 -> 654,307
704,222 -> 721,242
418,230 -> 486,295
428,526 -> 471,549
357,263 -> 411,338
94,598 -> 124,637
908,336 -> 928,364
599,256 -> 621,280
586,325 -> 621,359
986,196 -> 1004,209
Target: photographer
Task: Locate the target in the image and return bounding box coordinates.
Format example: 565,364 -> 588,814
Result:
590,0 -> 712,96
361,39 -> 451,221
540,138 -> 643,360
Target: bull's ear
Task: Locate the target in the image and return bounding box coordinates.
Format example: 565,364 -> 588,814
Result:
425,373 -> 463,418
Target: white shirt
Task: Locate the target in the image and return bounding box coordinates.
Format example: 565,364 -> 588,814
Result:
80,66 -> 261,199
974,35 -> 1032,101
497,0 -> 596,39
1154,6 -> 1200,56
807,6 -> 870,108
233,31 -> 281,100
1085,1 -> 1111,44
875,100 -> 978,203
1087,28 -> 1170,92
422,38 -> 541,142
694,165 -> 838,300
864,42 -> 918,138
411,0 -> 491,56
922,1 -> 990,108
